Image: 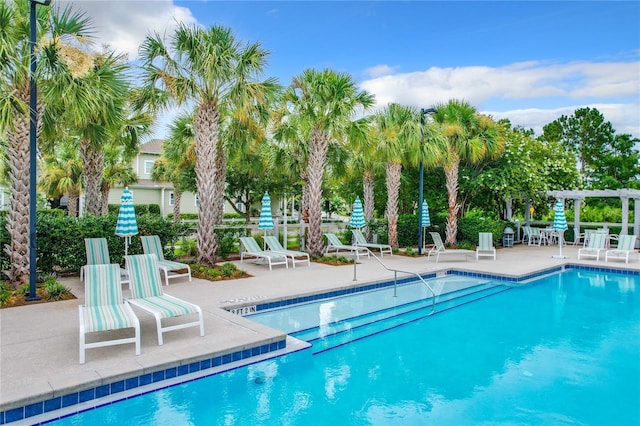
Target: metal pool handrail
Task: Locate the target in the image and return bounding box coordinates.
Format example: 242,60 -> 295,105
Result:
354,247 -> 436,314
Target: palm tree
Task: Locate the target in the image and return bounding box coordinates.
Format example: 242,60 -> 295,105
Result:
372,103 -> 420,248
275,69 -> 375,256
39,139 -> 83,217
432,100 -> 504,245
100,143 -> 138,215
0,2 -> 93,287
138,24 -> 279,266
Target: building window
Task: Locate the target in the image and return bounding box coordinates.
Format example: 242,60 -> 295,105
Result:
236,202 -> 245,213
169,192 -> 174,206
144,160 -> 154,175
194,194 -> 199,207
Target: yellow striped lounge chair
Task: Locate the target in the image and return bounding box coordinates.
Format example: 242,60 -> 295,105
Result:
476,232 -> 496,260
79,264 -> 140,364
605,235 -> 638,264
81,238 -> 129,285
240,236 -> 289,270
264,235 -> 310,268
141,235 -> 192,286
125,254 -> 204,345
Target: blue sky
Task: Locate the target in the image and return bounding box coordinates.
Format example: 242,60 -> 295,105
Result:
60,1 -> 640,138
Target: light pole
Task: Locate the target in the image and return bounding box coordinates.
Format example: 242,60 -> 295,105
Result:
27,0 -> 51,301
417,107 -> 437,255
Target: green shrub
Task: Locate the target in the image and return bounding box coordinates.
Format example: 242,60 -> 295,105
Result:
148,204 -> 161,215
43,277 -> 71,301
0,283 -> 11,306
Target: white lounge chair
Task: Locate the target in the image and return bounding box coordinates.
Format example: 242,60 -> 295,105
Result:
577,233 -> 607,261
125,254 -> 204,345
476,232 -> 496,260
79,264 -> 140,364
264,235 -> 310,268
240,237 -> 288,270
141,235 -> 192,286
605,235 -> 637,263
324,233 -> 369,259
81,237 -> 129,285
352,229 -> 392,257
427,232 -> 475,263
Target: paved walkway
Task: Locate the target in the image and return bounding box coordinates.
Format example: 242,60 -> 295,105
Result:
1,244 -> 638,422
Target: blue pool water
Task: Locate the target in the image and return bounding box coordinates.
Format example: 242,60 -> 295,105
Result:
49,269 -> 639,425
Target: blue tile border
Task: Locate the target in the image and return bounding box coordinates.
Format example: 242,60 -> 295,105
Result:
0,338 -> 286,425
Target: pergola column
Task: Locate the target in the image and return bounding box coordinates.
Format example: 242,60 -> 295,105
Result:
634,197 -> 640,248
573,197 -> 583,241
620,196 -> 629,235
505,196 -> 513,220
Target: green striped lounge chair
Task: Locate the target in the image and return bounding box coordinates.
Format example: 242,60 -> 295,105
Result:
577,232 -> 607,261
605,234 -> 638,264
351,229 -> 392,257
324,233 -> 369,260
141,235 -> 192,286
125,254 -> 204,346
81,238 -> 129,285
264,235 -> 310,268
476,232 -> 496,260
239,237 -> 288,270
79,264 -> 140,364
427,232 -> 475,263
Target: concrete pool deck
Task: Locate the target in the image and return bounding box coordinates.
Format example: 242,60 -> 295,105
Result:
1,243 -> 639,423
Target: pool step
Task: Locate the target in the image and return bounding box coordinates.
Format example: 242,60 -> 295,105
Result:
293,283 -> 511,354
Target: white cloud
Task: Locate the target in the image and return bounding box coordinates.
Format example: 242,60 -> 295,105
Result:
360,60 -> 640,138
56,0 -> 198,59
363,64 -> 398,78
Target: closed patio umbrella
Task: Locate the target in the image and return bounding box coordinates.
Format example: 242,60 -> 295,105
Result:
551,199 -> 568,259
258,192 -> 274,240
350,196 -> 365,229
115,187 -> 138,256
420,200 -> 431,250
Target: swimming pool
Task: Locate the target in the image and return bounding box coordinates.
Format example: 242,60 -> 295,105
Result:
45,269 -> 639,425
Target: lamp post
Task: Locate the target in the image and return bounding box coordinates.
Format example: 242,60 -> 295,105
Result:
27,0 -> 51,301
417,107 -> 437,255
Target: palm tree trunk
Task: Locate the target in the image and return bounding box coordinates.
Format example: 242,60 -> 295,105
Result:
194,102 -> 220,266
306,129 -> 330,256
213,140 -> 226,225
173,190 -> 182,222
4,114 -> 31,288
81,141 -> 105,216
444,158 -> 461,246
100,183 -> 110,215
363,170 -> 375,240
68,190 -> 80,218
385,162 -> 401,248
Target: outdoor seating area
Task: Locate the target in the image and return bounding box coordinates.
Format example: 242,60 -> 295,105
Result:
476,232 -> 496,260
427,232 -> 476,263
240,236 -> 289,270
264,235 -> 311,268
324,233 -> 369,259
352,229 -> 393,257
141,235 -> 192,286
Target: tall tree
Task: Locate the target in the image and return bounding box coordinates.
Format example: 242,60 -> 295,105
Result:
275,69 -> 375,256
0,1 -> 93,287
432,100 -> 503,245
39,139 -> 83,217
139,24 -> 279,266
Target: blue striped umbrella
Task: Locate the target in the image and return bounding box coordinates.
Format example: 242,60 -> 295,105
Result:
115,187 -> 138,256
552,199 -> 568,258
258,192 -> 274,232
421,200 -> 431,227
350,196 -> 365,229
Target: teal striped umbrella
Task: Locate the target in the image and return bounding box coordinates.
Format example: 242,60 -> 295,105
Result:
552,199 -> 568,258
115,187 -> 138,256
350,196 -> 365,229
421,200 -> 431,227
258,192 -> 274,234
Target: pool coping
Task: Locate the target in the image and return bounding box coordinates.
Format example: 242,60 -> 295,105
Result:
1,262 -> 638,425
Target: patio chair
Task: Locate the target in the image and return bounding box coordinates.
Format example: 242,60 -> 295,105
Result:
427,232 -> 475,263
352,229 -> 392,257
577,232 -> 607,261
264,235 -> 310,268
141,235 -> 192,286
605,235 -> 638,264
79,264 -> 140,364
324,233 -> 369,260
81,238 -> 129,284
125,254 -> 204,345
239,237 -> 289,270
476,232 -> 496,260
528,227 -> 542,246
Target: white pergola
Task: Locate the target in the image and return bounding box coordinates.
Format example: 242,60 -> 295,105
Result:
505,189 -> 640,247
